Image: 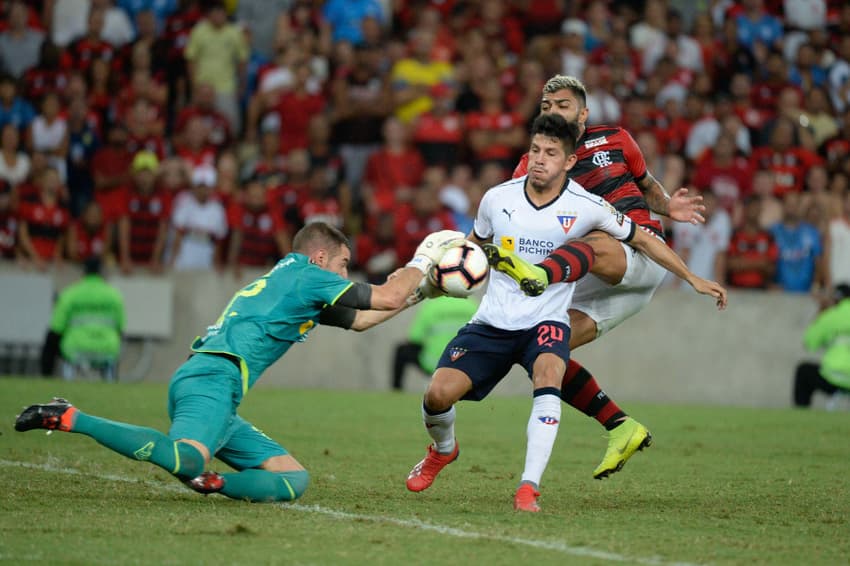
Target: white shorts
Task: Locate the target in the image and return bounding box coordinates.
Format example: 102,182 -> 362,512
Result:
570,242 -> 667,338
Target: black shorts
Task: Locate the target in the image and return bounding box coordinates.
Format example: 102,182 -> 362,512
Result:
436,321 -> 571,402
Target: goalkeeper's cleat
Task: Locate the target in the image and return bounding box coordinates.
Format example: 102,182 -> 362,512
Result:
185,471 -> 225,495
15,398 -> 77,432
513,483 -> 541,512
406,441 -> 459,492
592,417 -> 652,480
482,244 -> 548,297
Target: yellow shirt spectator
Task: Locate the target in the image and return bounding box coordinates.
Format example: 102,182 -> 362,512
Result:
185,19 -> 249,95
391,58 -> 454,123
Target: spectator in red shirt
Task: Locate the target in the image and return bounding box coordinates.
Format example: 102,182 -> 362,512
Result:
174,82 -> 231,153
125,97 -> 166,158
474,0 -> 524,58
23,40 -> 69,101
464,76 -> 526,172
750,116 -> 824,197
18,166 -> 69,270
270,61 -> 326,154
243,113 -> 286,186
268,147 -> 310,229
727,195 -> 779,289
412,83 -> 464,168
226,177 -> 289,278
692,132 -> 754,214
393,182 -> 456,263
87,57 -> 118,127
68,8 -> 118,74
353,213 -> 398,284
115,64 -> 167,126
298,167 -> 344,230
751,49 -> 793,116
118,150 -> 170,274
362,117 -> 425,221
175,114 -> 216,174
91,123 -> 132,223
68,200 -> 108,263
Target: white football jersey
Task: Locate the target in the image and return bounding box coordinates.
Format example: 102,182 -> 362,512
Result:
472,175 -> 636,330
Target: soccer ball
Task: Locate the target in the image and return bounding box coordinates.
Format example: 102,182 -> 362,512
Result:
432,242 -> 489,298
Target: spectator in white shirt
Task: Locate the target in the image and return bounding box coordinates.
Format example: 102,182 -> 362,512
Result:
673,189 -> 732,286
169,165 -> 227,271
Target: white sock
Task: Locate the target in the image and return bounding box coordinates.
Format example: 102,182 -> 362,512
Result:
520,392 -> 562,487
422,404 -> 456,454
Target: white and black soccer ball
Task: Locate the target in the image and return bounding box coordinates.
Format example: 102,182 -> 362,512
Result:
432,242 -> 489,298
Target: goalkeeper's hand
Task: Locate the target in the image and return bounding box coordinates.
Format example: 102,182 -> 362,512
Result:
405,230 -> 466,274
405,272 -> 446,306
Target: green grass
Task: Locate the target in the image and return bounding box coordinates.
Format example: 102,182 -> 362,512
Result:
1,378 -> 848,565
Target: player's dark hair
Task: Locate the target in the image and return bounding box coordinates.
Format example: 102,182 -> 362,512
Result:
530,113 -> 580,154
292,221 -> 351,254
83,255 -> 102,275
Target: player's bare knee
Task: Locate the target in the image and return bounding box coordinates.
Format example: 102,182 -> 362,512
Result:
424,370 -> 469,411
177,438 -> 211,464
531,354 -> 567,389
260,454 -> 305,473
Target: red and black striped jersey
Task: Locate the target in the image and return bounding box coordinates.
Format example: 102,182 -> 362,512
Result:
124,191 -> 170,263
513,125 -> 664,237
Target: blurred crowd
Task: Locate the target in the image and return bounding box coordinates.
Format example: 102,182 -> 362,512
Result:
0,0 -> 848,298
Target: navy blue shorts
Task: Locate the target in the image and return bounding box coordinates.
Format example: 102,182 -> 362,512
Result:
436,321 -> 571,402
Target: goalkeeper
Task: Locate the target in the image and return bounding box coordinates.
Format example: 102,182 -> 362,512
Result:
16,222 -> 465,503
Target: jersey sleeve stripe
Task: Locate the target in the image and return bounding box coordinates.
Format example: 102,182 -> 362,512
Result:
329,281 -> 355,306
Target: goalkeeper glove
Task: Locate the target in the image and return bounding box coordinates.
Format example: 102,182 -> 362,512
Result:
406,230 -> 466,274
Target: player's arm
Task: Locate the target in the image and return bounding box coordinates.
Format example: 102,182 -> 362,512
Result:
340,229 -> 469,311
319,303 -> 407,332
627,228 -> 728,309
636,172 -> 705,225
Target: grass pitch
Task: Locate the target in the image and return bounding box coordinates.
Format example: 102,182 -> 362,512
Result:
1,377 -> 848,565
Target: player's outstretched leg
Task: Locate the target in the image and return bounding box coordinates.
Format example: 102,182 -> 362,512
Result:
406,404 -> 459,492
593,417 -> 652,480
483,241 -> 595,296
186,469 -> 310,502
15,398 -> 205,481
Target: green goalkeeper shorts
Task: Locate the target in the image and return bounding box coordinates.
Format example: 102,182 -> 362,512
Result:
167,353 -> 288,470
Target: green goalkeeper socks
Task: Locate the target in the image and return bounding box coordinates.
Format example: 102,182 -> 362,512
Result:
219,469 -> 309,502
71,412 -> 205,480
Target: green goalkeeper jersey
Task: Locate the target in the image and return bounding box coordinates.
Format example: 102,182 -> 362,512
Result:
191,253 -> 353,394
50,275 -> 125,362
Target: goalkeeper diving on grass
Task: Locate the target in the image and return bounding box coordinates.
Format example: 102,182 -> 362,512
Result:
15,222 -> 466,503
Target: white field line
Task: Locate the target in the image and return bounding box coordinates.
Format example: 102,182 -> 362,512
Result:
0,459 -> 701,566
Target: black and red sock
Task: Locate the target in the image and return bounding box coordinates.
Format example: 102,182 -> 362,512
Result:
538,241 -> 595,283
560,359 -> 626,430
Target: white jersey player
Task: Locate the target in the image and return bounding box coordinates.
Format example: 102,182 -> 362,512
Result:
471,175 -> 634,332
404,113 -> 727,512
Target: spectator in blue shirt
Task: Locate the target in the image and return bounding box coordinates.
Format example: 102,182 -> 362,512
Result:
736,0 -> 783,54
118,0 -> 178,33
770,192 -> 823,293
0,74 -> 36,131
322,0 -> 384,46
